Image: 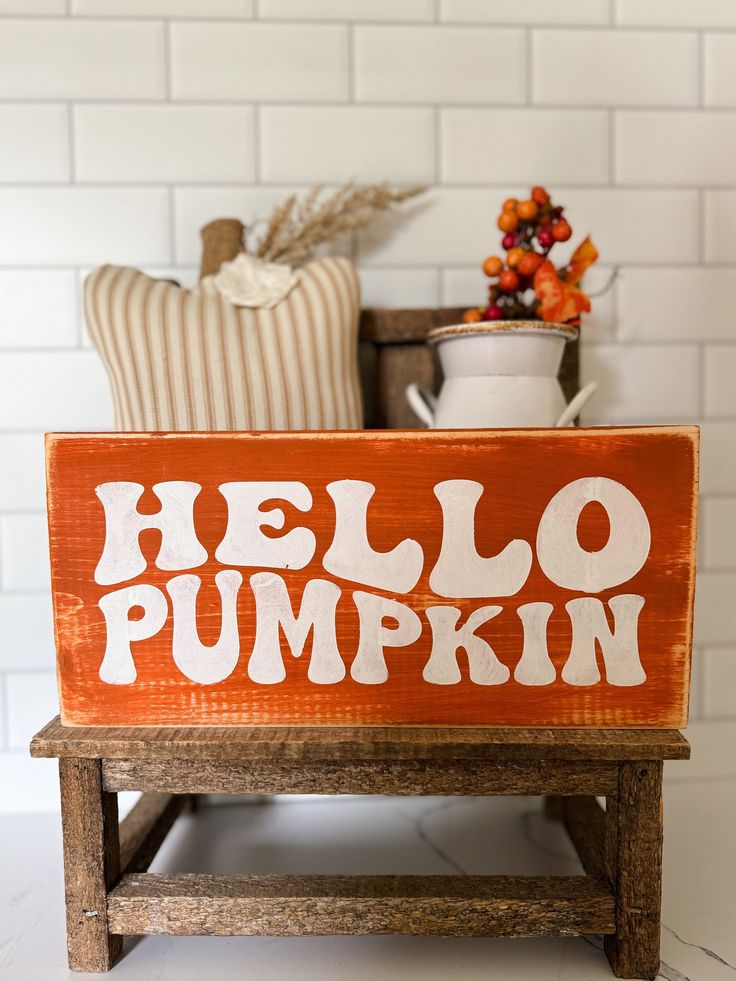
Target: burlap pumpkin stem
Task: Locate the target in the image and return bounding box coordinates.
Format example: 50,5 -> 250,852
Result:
199,218 -> 245,281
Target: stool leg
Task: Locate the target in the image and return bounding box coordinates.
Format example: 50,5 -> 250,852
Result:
543,794 -> 565,821
59,759 -> 123,972
604,761 -> 663,980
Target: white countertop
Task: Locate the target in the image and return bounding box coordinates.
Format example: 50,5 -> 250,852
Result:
2,780 -> 735,980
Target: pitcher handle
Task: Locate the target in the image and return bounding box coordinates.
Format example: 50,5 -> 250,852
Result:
555,381 -> 598,428
406,383 -> 437,428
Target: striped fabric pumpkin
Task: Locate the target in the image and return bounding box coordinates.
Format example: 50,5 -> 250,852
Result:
84,257 -> 363,432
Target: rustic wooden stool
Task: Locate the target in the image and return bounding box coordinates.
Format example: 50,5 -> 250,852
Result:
31,718 -> 688,979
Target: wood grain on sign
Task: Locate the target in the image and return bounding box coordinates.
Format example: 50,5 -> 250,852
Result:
46,428 -> 698,728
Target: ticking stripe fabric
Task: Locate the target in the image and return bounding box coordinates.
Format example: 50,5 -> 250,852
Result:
84,257 -> 363,431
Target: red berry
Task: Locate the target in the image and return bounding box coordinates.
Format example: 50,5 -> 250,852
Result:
484,304 -> 504,321
501,232 -> 517,249
537,228 -> 554,249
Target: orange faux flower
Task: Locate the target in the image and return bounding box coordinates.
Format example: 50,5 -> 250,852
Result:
566,236 -> 599,287
534,259 -> 591,325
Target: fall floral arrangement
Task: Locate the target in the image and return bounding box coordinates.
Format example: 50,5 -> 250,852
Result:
463,186 -> 599,327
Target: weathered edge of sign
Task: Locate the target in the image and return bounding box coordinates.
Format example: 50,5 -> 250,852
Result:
44,425 -> 700,729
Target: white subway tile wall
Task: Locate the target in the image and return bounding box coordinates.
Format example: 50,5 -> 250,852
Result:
74,105 -> 256,183
704,34 -> 736,107
532,30 -> 700,107
441,109 -> 609,185
354,26 -> 527,104
0,3 -> 733,812
0,105 -> 69,182
260,106 -> 436,184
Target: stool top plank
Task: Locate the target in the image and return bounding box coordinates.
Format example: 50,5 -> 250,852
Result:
31,716 -> 689,762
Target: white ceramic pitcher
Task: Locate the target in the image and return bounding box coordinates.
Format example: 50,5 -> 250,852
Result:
406,320 -> 597,429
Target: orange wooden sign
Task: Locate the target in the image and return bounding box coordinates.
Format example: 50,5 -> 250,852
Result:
46,428 -> 698,728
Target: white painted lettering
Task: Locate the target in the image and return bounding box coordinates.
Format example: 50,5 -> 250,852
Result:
429,480 -> 532,598
537,477 -> 650,592
323,480 -> 424,593
216,482 -> 316,570
248,572 -> 344,685
423,605 -> 507,685
94,481 -> 207,586
351,591 -> 422,684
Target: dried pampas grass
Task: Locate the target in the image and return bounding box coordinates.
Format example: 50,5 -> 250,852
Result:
250,183 -> 426,267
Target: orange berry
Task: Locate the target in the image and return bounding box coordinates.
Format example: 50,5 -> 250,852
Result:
552,219 -> 572,242
531,186 -> 550,205
498,269 -> 520,292
506,247 -> 524,268
502,197 -> 518,211
518,251 -> 543,277
463,307 -> 483,324
482,255 -> 503,277
517,199 -> 538,221
498,211 -> 519,233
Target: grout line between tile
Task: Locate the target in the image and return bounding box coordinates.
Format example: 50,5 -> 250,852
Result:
66,102 -> 75,183
607,109 -> 615,189
434,106 -> 441,185
73,266 -> 83,348
167,185 -> 176,265
699,341 -> 707,418
5,98 -> 736,111
0,674 -> 8,750
346,22 -> 355,103
0,178 -> 730,191
253,104 -> 261,184
163,20 -> 172,101
0,15 -> 721,31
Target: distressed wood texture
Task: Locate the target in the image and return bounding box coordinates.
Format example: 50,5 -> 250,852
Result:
101,758 -> 617,796
59,759 -> 122,972
604,761 -> 664,979
31,716 -> 691,761
46,427 -> 698,728
106,873 -> 615,938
